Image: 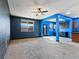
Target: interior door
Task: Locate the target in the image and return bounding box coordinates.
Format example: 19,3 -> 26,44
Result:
43,24 -> 47,36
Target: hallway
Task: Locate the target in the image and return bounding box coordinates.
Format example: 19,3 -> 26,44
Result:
4,36 -> 79,59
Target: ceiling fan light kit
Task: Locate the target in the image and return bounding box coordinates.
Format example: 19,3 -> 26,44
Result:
32,8 -> 48,16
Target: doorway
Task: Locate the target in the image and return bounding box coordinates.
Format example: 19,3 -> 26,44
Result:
43,24 -> 47,36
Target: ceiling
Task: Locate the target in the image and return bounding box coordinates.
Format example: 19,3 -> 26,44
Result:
7,0 -> 79,20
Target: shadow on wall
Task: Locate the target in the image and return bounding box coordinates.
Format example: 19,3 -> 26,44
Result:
0,0 -> 10,59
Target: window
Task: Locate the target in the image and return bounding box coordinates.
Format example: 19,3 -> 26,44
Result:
59,21 -> 69,29
73,21 -> 78,28
21,19 -> 34,32
28,21 -> 34,32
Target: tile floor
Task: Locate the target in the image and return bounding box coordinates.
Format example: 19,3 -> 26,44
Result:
4,36 -> 79,59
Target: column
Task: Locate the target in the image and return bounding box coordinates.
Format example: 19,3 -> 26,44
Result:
69,20 -> 73,39
56,16 -> 60,42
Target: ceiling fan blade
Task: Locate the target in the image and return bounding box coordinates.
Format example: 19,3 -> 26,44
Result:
43,10 -> 48,12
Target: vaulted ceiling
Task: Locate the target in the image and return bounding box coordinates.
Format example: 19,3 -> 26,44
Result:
7,0 -> 79,19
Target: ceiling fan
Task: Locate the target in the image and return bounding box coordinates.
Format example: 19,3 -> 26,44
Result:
32,8 -> 48,16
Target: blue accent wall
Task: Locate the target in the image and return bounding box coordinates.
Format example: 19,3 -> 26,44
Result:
41,20 -> 70,37
40,14 -> 73,40
0,0 -> 10,59
10,16 -> 40,39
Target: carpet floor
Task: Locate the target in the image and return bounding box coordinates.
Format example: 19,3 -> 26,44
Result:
4,36 -> 79,59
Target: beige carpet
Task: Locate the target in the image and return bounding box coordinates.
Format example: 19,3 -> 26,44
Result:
4,37 -> 79,59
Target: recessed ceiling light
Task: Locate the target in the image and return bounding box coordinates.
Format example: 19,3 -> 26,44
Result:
74,16 -> 78,18
65,12 -> 71,15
